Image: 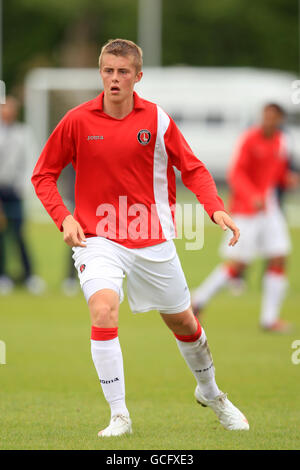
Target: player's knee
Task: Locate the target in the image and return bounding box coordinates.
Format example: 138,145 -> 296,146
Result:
178,313 -> 196,332
89,300 -> 118,327
226,262 -> 246,277
267,256 -> 286,271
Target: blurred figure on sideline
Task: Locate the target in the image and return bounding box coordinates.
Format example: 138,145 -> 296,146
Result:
0,96 -> 45,295
192,103 -> 299,333
60,164 -> 79,296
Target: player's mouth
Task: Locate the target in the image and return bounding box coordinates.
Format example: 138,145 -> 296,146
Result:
110,86 -> 120,94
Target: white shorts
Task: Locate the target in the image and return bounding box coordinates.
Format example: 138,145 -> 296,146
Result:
220,208 -> 291,263
72,237 -> 191,314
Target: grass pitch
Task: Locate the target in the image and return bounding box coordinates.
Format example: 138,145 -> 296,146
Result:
0,218 -> 299,450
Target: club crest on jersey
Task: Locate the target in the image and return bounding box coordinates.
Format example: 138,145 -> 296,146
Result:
137,129 -> 151,145
80,264 -> 86,273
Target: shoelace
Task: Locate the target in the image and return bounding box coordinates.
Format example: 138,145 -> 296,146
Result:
216,396 -> 247,424
215,393 -> 228,405
111,414 -> 130,424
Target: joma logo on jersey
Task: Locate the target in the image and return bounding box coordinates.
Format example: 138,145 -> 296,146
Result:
137,129 -> 151,145
87,135 -> 104,141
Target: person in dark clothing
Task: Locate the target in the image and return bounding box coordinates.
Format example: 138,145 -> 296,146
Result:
0,96 -> 45,295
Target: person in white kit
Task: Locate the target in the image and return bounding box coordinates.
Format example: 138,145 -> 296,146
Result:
0,96 -> 45,295
32,39 -> 249,436
192,103 -> 299,333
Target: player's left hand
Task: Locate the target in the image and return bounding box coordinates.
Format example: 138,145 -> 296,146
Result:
213,210 -> 240,246
286,170 -> 300,190
0,203 -> 7,232
0,212 -> 7,232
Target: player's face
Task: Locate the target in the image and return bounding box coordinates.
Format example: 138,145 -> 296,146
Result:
100,53 -> 143,104
0,100 -> 18,125
261,108 -> 283,135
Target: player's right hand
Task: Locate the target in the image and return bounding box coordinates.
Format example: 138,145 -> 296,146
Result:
286,170 -> 300,190
62,215 -> 87,247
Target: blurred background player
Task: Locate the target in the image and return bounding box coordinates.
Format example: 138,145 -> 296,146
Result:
60,164 -> 79,296
192,103 -> 299,333
0,96 -> 46,295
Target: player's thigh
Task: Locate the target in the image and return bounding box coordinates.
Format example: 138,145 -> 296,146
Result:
127,251 -> 190,314
72,237 -> 126,305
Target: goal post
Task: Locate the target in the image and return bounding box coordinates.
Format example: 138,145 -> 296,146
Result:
24,68 -> 103,221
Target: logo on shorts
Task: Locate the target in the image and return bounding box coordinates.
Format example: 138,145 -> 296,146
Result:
137,129 -> 151,145
80,264 -> 86,273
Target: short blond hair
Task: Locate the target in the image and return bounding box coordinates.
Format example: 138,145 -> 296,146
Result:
99,38 -> 143,72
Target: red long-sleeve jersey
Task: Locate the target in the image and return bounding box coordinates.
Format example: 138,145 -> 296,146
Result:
228,127 -> 290,215
32,92 -> 225,248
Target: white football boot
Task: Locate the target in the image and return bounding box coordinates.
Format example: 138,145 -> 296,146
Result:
195,385 -> 249,431
98,414 -> 132,437
25,275 -> 46,295
0,275 -> 14,295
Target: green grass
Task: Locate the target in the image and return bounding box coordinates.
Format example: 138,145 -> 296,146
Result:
0,220 -> 299,450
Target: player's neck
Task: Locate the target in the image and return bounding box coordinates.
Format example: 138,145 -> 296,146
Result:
261,127 -> 277,139
103,94 -> 134,120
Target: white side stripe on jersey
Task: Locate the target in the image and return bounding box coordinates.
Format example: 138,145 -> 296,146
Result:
278,132 -> 291,160
153,106 -> 176,240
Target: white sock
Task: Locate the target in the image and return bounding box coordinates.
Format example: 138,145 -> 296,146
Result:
260,272 -> 288,327
192,265 -> 230,308
176,328 -> 221,401
91,337 -> 129,418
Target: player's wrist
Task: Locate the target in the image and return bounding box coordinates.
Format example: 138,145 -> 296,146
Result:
212,210 -> 226,223
62,214 -> 73,228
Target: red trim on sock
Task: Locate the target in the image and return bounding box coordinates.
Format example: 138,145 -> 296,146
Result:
226,265 -> 240,278
91,326 -> 118,341
267,266 -> 285,276
174,317 -> 202,343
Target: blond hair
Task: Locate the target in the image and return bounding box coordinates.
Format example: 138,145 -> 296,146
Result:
99,38 -> 143,72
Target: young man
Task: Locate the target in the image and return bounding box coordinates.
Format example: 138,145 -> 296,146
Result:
0,96 -> 45,295
192,103 -> 299,333
32,39 -> 249,436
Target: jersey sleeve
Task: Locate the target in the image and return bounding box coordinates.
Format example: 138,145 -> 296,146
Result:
31,112 -> 75,231
163,117 -> 225,220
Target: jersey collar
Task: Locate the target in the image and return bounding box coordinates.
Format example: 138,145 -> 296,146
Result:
97,91 -> 145,112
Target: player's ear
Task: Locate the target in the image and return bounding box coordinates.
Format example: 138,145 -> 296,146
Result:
135,71 -> 143,84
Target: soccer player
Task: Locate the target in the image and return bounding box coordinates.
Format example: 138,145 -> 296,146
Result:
192,103 -> 299,333
32,39 -> 249,436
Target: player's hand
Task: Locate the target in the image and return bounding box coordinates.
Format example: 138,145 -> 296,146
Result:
62,215 -> 86,248
213,210 -> 240,246
0,211 -> 7,232
286,170 -> 300,190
